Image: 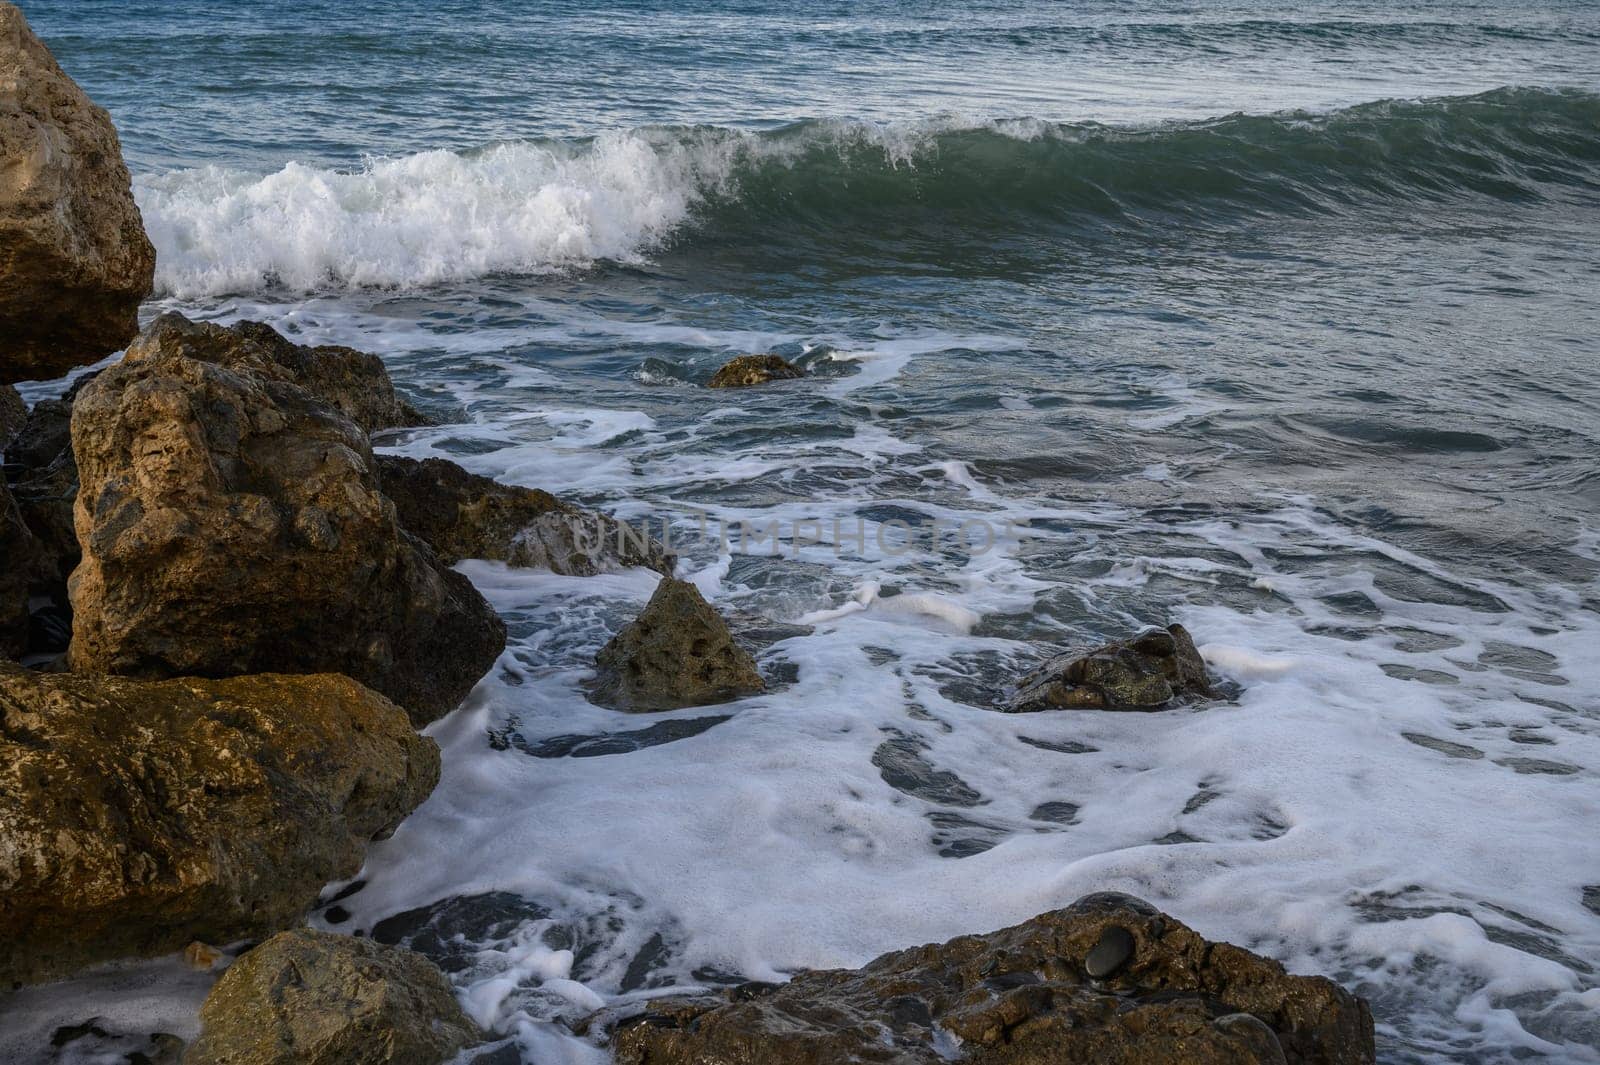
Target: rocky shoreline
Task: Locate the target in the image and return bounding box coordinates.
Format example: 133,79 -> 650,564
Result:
0,5 -> 1375,1063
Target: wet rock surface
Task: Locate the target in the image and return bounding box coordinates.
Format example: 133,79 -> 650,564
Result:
1009,623 -> 1217,712
605,892 -> 1374,1065
706,353 -> 805,388
590,578 -> 766,711
0,3 -> 155,383
67,313 -> 505,724
377,454 -> 673,576
182,930 -> 479,1065
226,320 -> 432,434
0,664 -> 439,987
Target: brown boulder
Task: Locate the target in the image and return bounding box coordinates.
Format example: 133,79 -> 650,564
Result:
0,664 -> 440,987
376,454 -> 673,576
226,320 -> 432,434
182,930 -> 480,1065
706,353 -> 804,389
0,2 -> 155,384
607,893 -> 1374,1065
589,578 -> 765,711
1009,624 -> 1217,712
67,313 -> 505,724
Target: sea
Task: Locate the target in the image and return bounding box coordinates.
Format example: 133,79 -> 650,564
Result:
6,2 -> 1600,1062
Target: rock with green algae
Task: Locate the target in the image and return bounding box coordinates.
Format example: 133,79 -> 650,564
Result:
705,353 -> 804,388
0,664 -> 439,987
182,930 -> 481,1065
589,578 -> 765,711
603,893 -> 1374,1065
1008,623 -> 1217,712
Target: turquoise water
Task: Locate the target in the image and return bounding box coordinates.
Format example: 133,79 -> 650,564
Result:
11,2 -> 1600,1063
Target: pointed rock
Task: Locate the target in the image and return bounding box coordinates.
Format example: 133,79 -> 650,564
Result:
590,578 -> 765,711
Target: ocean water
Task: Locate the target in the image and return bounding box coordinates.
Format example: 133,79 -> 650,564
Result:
7,1 -> 1600,1062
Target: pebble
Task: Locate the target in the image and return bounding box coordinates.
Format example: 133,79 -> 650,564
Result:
1085,925 -> 1136,978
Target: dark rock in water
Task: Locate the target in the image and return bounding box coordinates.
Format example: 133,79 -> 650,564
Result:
0,664 -> 439,986
6,395 -> 70,470
0,3 -> 156,384
0,384 -> 23,447
1085,924 -> 1135,978
491,713 -> 732,759
67,313 -> 505,725
1008,623 -> 1217,712
590,578 -> 765,711
371,891 -> 554,975
227,319 -> 433,434
706,353 -> 805,389
183,930 -> 480,1065
377,454 -> 673,576
604,893 -> 1374,1065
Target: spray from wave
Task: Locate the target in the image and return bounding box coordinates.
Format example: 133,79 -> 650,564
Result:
136,87 -> 1600,297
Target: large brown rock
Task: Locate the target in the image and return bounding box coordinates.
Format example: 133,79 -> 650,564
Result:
377,454 -> 673,576
0,2 -> 155,384
607,893 -> 1374,1065
590,577 -> 765,711
226,320 -> 431,434
182,930 -> 480,1065
0,663 -> 440,987
67,313 -> 505,724
705,353 -> 804,389
1009,624 -> 1217,712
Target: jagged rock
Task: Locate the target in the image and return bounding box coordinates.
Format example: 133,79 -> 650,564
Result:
376,454 -> 673,576
590,578 -> 765,711
227,320 -> 432,434
706,354 -> 804,389
0,664 -> 440,987
0,2 -> 155,384
1008,624 -> 1217,712
0,383 -> 24,447
67,313 -> 505,724
182,930 -> 480,1065
606,893 -> 1374,1065
0,474 -> 38,656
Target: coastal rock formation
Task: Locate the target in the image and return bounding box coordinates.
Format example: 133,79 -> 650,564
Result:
227,320 -> 432,434
0,475 -> 38,656
706,353 -> 804,388
377,454 -> 673,576
0,383 -> 24,446
590,578 -> 765,711
0,2 -> 155,383
607,893 -> 1374,1065
183,930 -> 480,1065
0,664 -> 439,987
1008,624 -> 1216,712
67,314 -> 505,724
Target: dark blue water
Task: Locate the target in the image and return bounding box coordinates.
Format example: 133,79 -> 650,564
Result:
11,2 -> 1600,1063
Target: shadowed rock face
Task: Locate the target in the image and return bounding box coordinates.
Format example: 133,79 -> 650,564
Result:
183,930 -> 480,1065
67,314 -> 505,724
0,664 -> 440,988
377,454 -> 674,576
0,2 -> 155,384
0,475 -> 38,656
606,893 -> 1374,1065
1009,624 -> 1217,712
227,320 -> 433,434
706,353 -> 805,388
0,384 -> 23,446
590,578 -> 765,711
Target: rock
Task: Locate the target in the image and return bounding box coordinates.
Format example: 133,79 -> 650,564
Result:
0,473 -> 38,656
226,320 -> 432,434
1008,623 -> 1217,712
0,383 -> 24,447
1084,923 -> 1136,978
376,454 -> 673,576
0,664 -> 440,987
706,353 -> 804,389
606,893 -> 1374,1065
67,313 -> 505,724
590,578 -> 765,711
183,930 -> 480,1065
0,2 -> 155,384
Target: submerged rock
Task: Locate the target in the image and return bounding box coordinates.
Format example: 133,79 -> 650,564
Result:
183,930 -> 480,1065
606,893 -> 1374,1065
1008,623 -> 1216,712
706,353 -> 805,389
0,664 -> 439,987
590,578 -> 765,711
0,2 -> 155,384
67,313 -> 505,724
226,320 -> 433,434
377,454 -> 673,576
